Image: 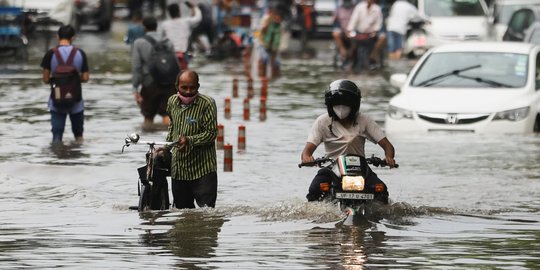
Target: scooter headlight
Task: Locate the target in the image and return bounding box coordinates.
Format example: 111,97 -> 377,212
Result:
388,105 -> 413,119
493,107 -> 529,121
342,176 -> 365,191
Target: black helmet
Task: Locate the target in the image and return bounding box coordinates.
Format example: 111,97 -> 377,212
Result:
324,79 -> 361,120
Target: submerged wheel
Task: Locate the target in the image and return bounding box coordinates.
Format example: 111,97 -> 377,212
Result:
138,184 -> 151,212
150,177 -> 169,210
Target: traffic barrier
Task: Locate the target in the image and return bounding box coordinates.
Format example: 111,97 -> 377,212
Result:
216,124 -> 224,149
224,97 -> 231,119
238,125 -> 246,151
224,144 -> 233,171
260,77 -> 268,97
259,96 -> 267,121
243,97 -> 250,120
247,77 -> 254,99
232,78 -> 239,98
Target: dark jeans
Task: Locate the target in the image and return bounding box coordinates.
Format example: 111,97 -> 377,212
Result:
140,84 -> 175,118
353,36 -> 377,71
50,110 -> 84,143
307,167 -> 389,203
172,171 -> 217,209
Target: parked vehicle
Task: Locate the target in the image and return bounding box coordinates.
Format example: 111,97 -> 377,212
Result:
403,17 -> 429,58
502,6 -> 540,42
19,0 -> 74,32
122,133 -> 175,212
0,5 -> 27,58
17,0 -> 114,32
487,0 -> 540,41
412,0 -> 489,45
524,21 -> 540,44
313,0 -> 335,37
299,155 -> 397,224
74,0 -> 115,31
386,42 -> 540,134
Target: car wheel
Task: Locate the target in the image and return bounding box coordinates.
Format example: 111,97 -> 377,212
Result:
534,114 -> 540,132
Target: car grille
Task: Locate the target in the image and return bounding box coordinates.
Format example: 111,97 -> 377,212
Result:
418,113 -> 490,125
438,34 -> 482,41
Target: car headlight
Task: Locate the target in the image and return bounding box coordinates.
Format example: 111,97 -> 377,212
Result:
387,105 -> 413,119
342,176 -> 365,191
493,107 -> 529,121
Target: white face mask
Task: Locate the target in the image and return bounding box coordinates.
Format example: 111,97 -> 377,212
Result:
332,105 -> 351,119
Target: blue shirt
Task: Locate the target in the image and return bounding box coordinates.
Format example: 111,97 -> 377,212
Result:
41,45 -> 88,113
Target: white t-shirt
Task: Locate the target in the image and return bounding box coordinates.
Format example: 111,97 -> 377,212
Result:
159,7 -> 202,53
307,113 -> 386,159
386,0 -> 420,35
346,1 -> 383,34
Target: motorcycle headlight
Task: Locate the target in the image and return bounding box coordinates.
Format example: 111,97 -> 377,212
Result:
493,107 -> 529,121
388,105 -> 413,119
342,176 -> 365,191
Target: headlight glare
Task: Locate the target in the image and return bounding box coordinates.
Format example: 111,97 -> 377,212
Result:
493,107 -> 529,121
342,176 -> 365,191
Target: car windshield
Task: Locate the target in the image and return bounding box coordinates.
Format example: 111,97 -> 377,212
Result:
424,0 -> 485,16
494,4 -> 531,25
411,52 -> 528,88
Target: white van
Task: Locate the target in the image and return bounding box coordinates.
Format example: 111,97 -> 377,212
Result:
412,0 -> 489,46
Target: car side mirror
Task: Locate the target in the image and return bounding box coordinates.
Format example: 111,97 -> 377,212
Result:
390,73 -> 408,90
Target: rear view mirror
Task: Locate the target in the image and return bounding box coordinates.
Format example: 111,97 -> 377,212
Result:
390,73 -> 408,90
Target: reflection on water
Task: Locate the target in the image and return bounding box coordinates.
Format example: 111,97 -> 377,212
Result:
49,142 -> 89,161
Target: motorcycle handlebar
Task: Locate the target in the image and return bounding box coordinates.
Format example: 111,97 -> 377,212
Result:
367,156 -> 399,168
298,157 -> 332,168
298,156 -> 399,168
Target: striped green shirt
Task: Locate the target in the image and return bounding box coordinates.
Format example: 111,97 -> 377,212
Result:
166,93 -> 217,180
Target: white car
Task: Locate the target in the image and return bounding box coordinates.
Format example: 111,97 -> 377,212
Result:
313,0 -> 335,36
487,0 -> 540,41
415,0 -> 489,46
385,42 -> 540,134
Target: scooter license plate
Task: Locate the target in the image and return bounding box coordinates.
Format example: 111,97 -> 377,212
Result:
335,192 -> 374,200
414,36 -> 427,46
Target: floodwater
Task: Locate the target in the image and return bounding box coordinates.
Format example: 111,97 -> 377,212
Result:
0,21 -> 539,269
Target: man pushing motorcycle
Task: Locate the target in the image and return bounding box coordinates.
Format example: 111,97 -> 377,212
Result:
300,79 -> 396,203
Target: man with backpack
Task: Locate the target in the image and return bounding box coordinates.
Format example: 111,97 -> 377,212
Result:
41,25 -> 89,144
132,16 -> 180,127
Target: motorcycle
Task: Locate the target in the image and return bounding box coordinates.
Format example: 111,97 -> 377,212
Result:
404,17 -> 429,59
122,133 -> 176,212
299,155 -> 397,224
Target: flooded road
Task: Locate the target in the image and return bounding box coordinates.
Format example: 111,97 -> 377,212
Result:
0,21 -> 539,269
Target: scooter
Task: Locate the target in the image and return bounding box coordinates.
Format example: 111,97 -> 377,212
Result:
404,17 -> 429,59
299,155 -> 397,224
122,133 -> 176,212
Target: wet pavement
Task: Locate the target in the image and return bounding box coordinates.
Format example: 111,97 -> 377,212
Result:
0,19 -> 539,269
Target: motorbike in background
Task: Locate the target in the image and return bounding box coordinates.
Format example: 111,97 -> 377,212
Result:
122,133 -> 176,212
404,17 -> 429,59
299,155 -> 398,224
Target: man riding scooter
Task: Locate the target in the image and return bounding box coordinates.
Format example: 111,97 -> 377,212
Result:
346,0 -> 383,72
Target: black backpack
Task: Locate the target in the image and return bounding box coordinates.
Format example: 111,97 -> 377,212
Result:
143,36 -> 180,86
50,47 -> 82,107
